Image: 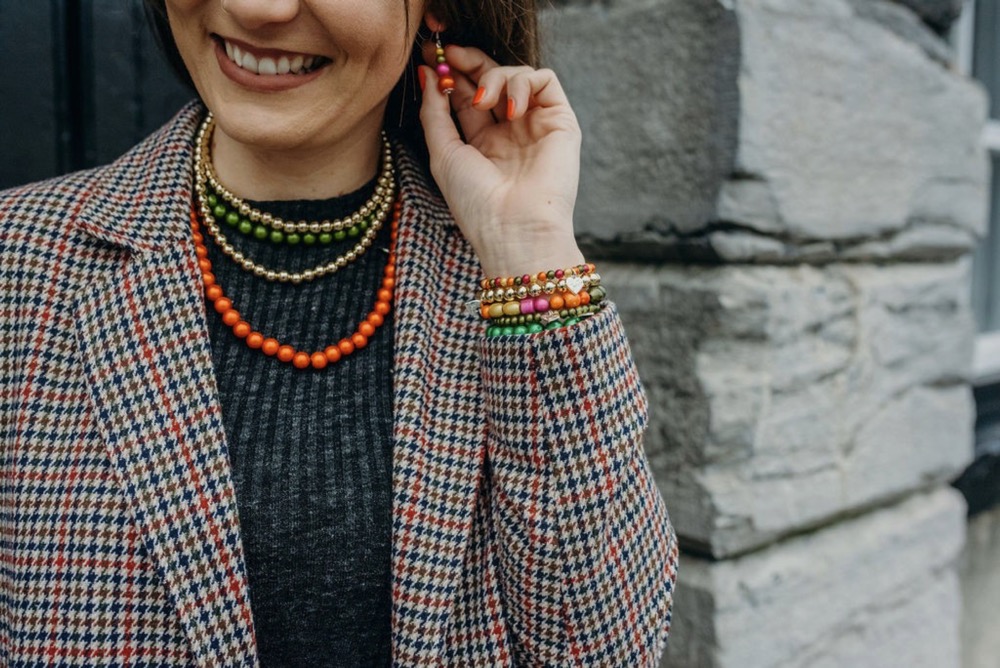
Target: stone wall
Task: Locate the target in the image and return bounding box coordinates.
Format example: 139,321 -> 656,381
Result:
542,0 -> 987,665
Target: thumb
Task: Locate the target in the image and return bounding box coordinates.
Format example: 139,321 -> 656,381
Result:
418,65 -> 463,168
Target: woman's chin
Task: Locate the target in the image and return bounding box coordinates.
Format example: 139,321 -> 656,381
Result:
209,110 -> 315,153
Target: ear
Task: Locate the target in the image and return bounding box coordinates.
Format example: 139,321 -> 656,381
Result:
423,11 -> 447,34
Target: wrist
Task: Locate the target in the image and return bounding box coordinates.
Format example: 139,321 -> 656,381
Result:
476,238 -> 586,280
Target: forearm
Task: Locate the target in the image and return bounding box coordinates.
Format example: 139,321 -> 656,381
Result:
481,304 -> 679,666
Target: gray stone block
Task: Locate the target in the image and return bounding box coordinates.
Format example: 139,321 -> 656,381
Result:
610,259 -> 976,557
663,487 -> 966,668
540,0 -> 740,244
719,0 -> 987,245
545,0 -> 987,262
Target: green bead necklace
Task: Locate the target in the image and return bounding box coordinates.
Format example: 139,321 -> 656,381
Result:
195,110 -> 396,249
203,187 -> 378,247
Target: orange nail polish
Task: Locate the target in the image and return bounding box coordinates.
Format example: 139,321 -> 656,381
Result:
473,86 -> 486,105
507,98 -> 516,120
418,67 -> 426,91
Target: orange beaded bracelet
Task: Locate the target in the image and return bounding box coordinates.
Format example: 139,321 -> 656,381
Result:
474,263 -> 603,324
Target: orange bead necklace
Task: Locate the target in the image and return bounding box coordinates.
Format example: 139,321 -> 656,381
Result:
190,199 -> 401,370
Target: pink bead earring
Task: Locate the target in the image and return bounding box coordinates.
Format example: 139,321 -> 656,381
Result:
435,33 -> 455,95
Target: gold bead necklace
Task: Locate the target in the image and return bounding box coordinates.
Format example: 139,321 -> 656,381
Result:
197,111 -> 395,234
193,113 -> 396,284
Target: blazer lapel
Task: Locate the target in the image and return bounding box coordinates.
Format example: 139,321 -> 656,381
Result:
71,104 -> 487,665
73,103 -> 257,667
389,149 -> 489,664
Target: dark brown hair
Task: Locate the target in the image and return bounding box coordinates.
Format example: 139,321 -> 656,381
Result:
142,1 -> 541,149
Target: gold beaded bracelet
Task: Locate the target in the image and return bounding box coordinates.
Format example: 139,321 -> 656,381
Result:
469,263 -> 607,331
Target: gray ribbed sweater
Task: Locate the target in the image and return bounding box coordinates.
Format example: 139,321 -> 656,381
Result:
201,177 -> 394,667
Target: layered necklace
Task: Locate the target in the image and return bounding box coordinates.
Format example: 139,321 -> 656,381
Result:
190,112 -> 401,370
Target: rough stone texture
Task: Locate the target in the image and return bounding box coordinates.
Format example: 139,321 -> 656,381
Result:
546,0 -> 987,264
960,505 -> 1000,668
540,0 -> 740,253
716,0 -> 987,251
662,487 -> 967,668
609,258 -> 976,557
543,1 -> 982,664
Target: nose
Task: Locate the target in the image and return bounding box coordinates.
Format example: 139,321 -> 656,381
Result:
221,0 -> 300,29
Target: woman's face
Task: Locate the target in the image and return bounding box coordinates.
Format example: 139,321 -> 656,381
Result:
164,0 -> 424,152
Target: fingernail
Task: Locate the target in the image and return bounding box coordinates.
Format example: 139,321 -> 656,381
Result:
506,98 -> 516,121
418,66 -> 426,91
472,86 -> 486,105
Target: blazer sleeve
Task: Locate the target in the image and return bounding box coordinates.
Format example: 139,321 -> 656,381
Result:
480,302 -> 680,666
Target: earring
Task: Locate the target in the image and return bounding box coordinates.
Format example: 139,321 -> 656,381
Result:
434,32 -> 455,95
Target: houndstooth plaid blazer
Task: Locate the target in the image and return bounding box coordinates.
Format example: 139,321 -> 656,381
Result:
0,103 -> 678,667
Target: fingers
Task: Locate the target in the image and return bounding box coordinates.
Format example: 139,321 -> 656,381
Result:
428,45 -> 571,122
474,67 -> 570,121
451,75 -> 497,140
419,42 -> 498,139
418,42 -> 576,151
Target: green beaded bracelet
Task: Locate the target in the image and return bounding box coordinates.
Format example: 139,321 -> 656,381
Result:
484,305 -> 604,338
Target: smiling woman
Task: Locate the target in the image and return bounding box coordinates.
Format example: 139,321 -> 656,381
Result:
0,1 -> 678,666
160,0 -> 423,202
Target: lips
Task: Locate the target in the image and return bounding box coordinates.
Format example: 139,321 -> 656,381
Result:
215,36 -> 331,76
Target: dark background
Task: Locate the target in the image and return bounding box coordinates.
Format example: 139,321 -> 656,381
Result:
0,0 -> 191,190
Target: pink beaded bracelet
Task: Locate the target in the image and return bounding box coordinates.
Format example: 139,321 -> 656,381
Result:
471,263 -> 606,328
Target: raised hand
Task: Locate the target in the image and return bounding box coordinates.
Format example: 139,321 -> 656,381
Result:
418,44 -> 586,279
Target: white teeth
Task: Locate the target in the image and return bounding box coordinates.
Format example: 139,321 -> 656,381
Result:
258,57 -> 277,75
222,40 -> 321,75
242,51 -> 258,73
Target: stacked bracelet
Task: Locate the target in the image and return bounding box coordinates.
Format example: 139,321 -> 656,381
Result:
478,263 -> 598,301
474,263 -> 608,337
485,304 -> 604,336
485,314 -> 598,337
487,303 -> 603,327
